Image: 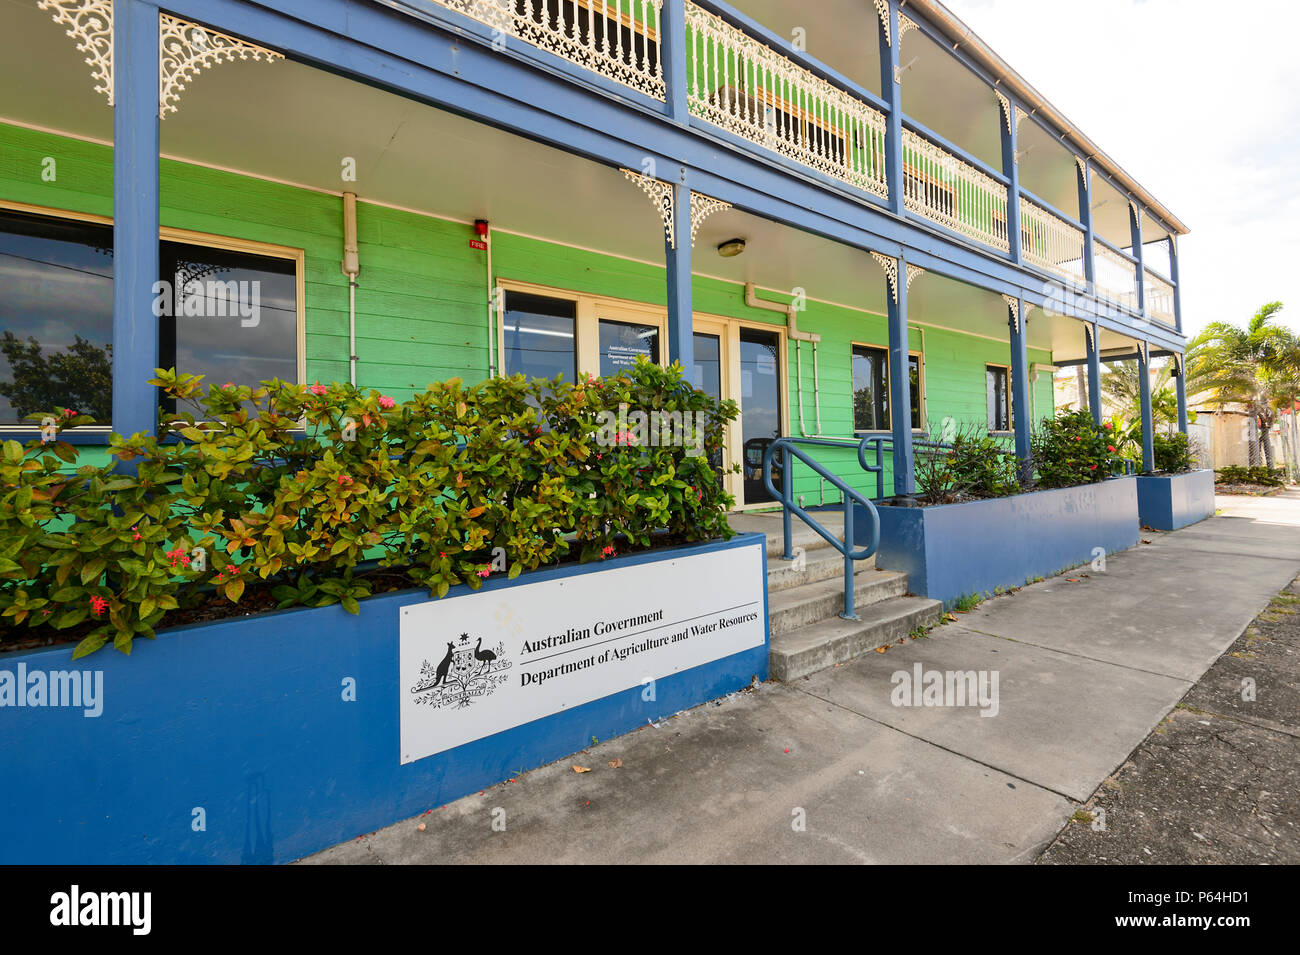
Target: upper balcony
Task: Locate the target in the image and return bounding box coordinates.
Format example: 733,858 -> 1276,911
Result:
415,0 -> 1186,335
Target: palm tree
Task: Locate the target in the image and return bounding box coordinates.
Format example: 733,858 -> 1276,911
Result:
1101,359 -> 1175,426
1187,302 -> 1300,468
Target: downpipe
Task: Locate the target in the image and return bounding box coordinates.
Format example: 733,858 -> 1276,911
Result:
341,192 -> 360,386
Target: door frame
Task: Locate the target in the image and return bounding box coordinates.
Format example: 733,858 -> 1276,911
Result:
694,312 -> 789,511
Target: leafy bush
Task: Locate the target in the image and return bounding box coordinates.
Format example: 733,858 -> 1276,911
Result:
1151,431 -> 1194,473
1215,465 -> 1285,487
0,360 -> 737,658
1031,409 -> 1115,489
915,423 -> 1021,504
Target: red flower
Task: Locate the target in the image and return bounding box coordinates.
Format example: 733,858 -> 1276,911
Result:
89,595 -> 108,617
1107,445 -> 1116,453
1104,421 -> 1113,430
602,545 -> 615,557
336,474 -> 353,486
378,395 -> 395,409
310,382 -> 328,396
1089,464 -> 1098,471
131,525 -> 142,541
478,568 -> 491,578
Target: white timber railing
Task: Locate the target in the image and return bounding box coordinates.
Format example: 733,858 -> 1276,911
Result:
901,128 -> 1009,252
1144,269 -> 1176,325
683,1 -> 888,198
1020,196 -> 1086,287
1093,240 -> 1139,311
432,0 -> 666,100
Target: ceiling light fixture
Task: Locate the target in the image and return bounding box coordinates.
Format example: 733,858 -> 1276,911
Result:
717,238 -> 746,258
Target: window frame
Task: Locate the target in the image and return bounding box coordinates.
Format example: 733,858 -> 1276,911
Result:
850,340 -> 925,435
0,200 -> 306,436
986,362 -> 1013,435
494,279 -> 668,381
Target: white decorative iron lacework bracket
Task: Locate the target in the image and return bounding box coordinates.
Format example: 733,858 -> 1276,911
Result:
1138,339 -> 1150,365
159,13 -> 283,119
1002,293 -> 1021,333
873,0 -> 891,46
1083,321 -> 1094,352
905,265 -> 924,292
1075,155 -> 1089,183
897,12 -> 919,42
689,192 -> 731,249
995,91 -> 1012,133
622,168 -> 676,249
39,0 -> 114,106
870,251 -> 899,304
1172,352 -> 1184,377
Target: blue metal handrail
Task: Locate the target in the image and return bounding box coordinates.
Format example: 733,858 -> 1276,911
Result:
762,436 -> 879,621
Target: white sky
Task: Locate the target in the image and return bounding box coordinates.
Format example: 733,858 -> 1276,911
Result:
948,0 -> 1300,338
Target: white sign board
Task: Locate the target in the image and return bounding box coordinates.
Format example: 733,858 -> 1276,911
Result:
399,542 -> 765,764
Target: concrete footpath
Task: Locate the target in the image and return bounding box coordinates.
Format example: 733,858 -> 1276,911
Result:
303,492 -> 1300,865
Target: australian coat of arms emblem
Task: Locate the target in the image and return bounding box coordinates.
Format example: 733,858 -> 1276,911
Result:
411,632 -> 511,709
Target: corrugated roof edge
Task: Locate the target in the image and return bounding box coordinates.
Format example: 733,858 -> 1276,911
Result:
907,0 -> 1189,236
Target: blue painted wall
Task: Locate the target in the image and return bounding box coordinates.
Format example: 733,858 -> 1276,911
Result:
1136,470 -> 1216,531
0,534 -> 767,864
866,478 -> 1139,607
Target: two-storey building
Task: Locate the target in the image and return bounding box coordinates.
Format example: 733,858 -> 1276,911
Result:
1,0 -> 1188,507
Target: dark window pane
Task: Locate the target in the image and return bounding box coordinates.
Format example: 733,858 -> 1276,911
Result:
852,344 -> 888,431
502,292 -> 576,382
908,355 -> 921,431
691,332 -> 721,399
987,365 -> 1010,431
740,328 -> 782,504
0,210 -> 113,426
598,319 -> 659,376
158,241 -> 297,393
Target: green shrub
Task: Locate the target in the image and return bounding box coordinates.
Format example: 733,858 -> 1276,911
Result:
0,360 -> 737,658
1031,409 -> 1114,488
1215,465 -> 1285,487
914,423 -> 1021,503
1151,431 -> 1194,473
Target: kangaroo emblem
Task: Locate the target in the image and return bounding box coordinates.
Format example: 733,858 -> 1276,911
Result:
431,641 -> 455,688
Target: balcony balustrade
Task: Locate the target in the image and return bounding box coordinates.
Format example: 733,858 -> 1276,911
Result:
683,1 -> 888,198
1020,196 -> 1086,287
433,0 -> 666,100
901,127 -> 1009,253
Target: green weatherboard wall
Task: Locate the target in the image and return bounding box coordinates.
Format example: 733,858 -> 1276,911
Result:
0,121 -> 1053,496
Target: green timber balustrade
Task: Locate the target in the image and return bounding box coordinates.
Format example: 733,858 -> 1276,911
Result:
762,436 -> 880,621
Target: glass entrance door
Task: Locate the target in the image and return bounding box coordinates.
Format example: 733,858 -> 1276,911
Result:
738,328 -> 783,505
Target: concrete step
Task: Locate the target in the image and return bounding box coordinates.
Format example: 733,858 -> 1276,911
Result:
768,569 -> 909,638
729,512 -> 848,559
766,550 -> 873,593
769,595 -> 944,682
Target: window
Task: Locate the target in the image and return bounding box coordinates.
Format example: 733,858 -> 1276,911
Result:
157,240 -> 299,403
0,206 -> 302,429
0,208 -> 114,426
502,291 -> 577,382
852,344 -> 920,432
497,284 -> 667,382
598,319 -> 658,376
987,364 -> 1011,432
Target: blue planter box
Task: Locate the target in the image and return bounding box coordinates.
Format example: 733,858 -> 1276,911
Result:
0,534 -> 767,864
1136,469 -> 1216,531
863,478 -> 1139,609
